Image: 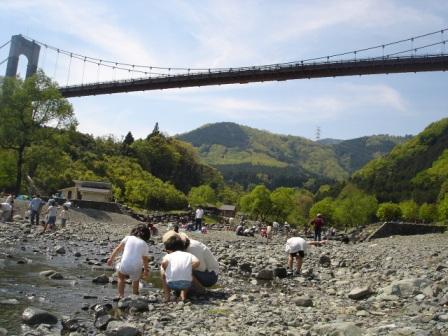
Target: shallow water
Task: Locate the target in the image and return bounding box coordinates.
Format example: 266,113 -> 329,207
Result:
0,241 -> 162,334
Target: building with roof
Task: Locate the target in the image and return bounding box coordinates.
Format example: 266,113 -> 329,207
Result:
218,204 -> 236,218
59,180 -> 112,203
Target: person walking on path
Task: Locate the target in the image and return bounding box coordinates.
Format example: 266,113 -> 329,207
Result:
29,195 -> 44,226
107,225 -> 151,299
161,232 -> 200,302
310,214 -> 325,242
194,207 -> 204,231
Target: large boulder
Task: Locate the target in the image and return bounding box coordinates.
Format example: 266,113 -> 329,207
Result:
22,307 -> 58,325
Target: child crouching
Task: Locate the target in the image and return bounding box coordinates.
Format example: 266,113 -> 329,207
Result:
107,224 -> 151,298
161,232 -> 199,302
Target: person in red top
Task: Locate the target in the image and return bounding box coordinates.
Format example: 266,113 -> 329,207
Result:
310,214 -> 325,242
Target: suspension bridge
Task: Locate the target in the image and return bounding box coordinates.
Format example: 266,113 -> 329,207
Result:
1,28 -> 447,98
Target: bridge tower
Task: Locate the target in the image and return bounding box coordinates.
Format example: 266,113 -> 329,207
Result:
5,35 -> 40,78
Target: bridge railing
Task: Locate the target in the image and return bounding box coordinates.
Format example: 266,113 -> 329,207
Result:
59,53 -> 448,89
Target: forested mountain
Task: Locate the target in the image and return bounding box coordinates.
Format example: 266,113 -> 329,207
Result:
178,122 -> 407,189
352,118 -> 448,203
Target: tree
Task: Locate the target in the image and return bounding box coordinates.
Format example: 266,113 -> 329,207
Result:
121,131 -> 135,156
333,188 -> 378,229
376,202 -> 402,221
188,185 -> 216,207
239,185 -> 272,221
399,200 -> 419,222
309,197 -> 335,226
0,71 -> 76,193
270,187 -> 296,223
418,203 -> 437,223
437,194 -> 448,223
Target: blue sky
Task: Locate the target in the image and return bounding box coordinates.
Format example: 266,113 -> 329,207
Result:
1,0 -> 447,140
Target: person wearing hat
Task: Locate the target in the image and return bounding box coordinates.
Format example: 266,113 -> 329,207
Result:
310,213 -> 325,242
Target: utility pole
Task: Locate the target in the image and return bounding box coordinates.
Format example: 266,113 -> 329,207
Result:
315,126 -> 321,141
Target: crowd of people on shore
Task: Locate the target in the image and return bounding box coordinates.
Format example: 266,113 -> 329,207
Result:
1,194 -> 334,302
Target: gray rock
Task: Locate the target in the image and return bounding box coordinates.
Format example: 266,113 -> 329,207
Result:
256,269 -> 274,280
239,263 -> 252,273
294,296 -> 313,307
39,270 -> 56,277
348,286 -> 372,300
95,314 -> 113,330
92,274 -> 109,284
0,327 -> 7,336
106,321 -> 141,336
55,246 -> 66,254
274,267 -> 288,278
381,278 -> 432,298
319,255 -> 331,267
312,322 -> 364,336
22,307 -> 58,325
117,296 -> 149,312
49,272 -> 64,280
74,252 -> 82,257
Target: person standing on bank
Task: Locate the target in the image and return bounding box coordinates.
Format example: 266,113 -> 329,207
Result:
310,213 -> 325,242
29,195 -> 44,226
195,206 -> 204,231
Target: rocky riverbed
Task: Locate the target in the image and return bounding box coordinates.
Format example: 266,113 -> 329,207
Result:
1,207 -> 447,336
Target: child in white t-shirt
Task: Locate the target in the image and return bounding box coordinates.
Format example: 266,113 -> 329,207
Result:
161,232 -> 199,302
107,225 -> 151,298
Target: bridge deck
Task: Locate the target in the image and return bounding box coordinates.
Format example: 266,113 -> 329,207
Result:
59,55 -> 448,98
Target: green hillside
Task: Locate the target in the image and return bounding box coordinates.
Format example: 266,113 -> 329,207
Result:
352,118 -> 448,203
178,122 -> 406,189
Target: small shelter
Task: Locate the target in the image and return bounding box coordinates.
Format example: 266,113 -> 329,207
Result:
59,180 -> 112,202
219,204 -> 236,218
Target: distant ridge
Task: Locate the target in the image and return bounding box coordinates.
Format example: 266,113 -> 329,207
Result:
178,122 -> 407,189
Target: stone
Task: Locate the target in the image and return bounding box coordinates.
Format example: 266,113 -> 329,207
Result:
239,263 -> 252,273
106,321 -> 141,336
319,255 -> 331,267
117,296 -> 149,312
39,270 -> 56,277
381,278 -> 432,298
256,269 -> 274,280
312,322 -> 364,336
95,314 -> 113,330
437,314 -> 448,322
0,327 -> 7,336
74,252 -> 82,257
294,296 -> 313,307
13,214 -> 23,221
274,267 -> 288,278
62,318 -> 82,332
348,286 -> 372,300
49,272 -> 64,280
92,274 -> 109,284
22,307 -> 58,325
55,246 -> 66,254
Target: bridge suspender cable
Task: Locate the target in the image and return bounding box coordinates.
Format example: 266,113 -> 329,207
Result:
0,40 -> 11,50
21,28 -> 447,75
